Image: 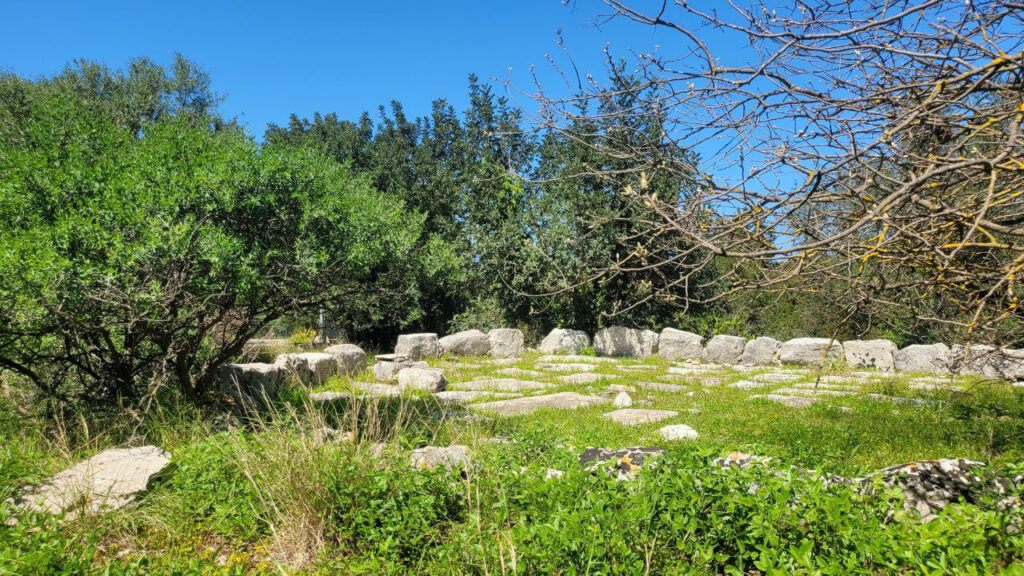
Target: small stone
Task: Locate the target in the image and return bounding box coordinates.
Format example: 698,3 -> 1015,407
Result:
659,424 -> 699,441
612,392 -> 633,408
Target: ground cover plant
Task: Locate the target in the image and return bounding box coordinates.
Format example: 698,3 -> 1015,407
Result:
3,349 -> 1023,575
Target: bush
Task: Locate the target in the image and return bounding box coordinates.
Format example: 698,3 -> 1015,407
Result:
0,73 -> 423,402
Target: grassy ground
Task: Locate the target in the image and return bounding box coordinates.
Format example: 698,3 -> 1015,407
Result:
2,351 -> 1023,575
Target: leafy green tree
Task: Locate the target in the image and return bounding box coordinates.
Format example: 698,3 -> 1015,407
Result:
0,69 -> 422,402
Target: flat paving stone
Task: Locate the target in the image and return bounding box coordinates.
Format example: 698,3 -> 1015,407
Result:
604,408 -> 679,426
774,386 -> 856,397
535,362 -> 598,372
668,365 -> 723,375
451,379 -> 554,392
14,446 -> 171,517
558,372 -> 615,384
470,392 -> 608,416
729,380 -> 773,390
495,367 -> 547,378
865,393 -> 932,406
433,390 -> 520,404
696,377 -> 725,386
537,355 -> 619,364
486,358 -> 521,366
750,394 -> 819,408
908,382 -> 963,392
750,373 -> 804,383
617,365 -> 659,372
635,381 -> 688,392
789,382 -> 861,392
350,382 -> 406,397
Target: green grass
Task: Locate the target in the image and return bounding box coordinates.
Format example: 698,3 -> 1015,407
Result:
2,352 -> 1023,574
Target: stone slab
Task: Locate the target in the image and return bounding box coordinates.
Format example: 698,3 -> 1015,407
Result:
604,408 -> 679,426
470,392 -> 608,416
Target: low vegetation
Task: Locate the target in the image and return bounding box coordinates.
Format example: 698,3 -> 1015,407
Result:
3,352 -> 1022,574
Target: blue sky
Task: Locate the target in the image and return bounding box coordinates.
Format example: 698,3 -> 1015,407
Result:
1,1 -> 679,138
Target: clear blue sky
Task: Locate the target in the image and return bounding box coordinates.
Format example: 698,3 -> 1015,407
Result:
1,1 -> 676,138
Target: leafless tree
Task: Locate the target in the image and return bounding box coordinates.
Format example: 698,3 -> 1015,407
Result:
528,0 -> 1024,345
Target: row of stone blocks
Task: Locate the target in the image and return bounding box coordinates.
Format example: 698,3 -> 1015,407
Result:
217,344 -> 368,402
391,326 -> 1024,379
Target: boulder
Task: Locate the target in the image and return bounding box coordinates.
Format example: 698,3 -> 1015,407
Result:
612,392 -> 633,408
948,344 -> 1022,379
323,343 -> 367,375
397,367 -> 448,392
702,335 -> 747,364
14,446 -> 171,517
438,329 -> 491,356
593,327 -> 659,358
777,338 -> 844,367
659,424 -> 699,441
488,328 -> 525,358
217,362 -> 283,399
843,339 -> 897,372
275,352 -> 337,385
893,343 -> 950,374
410,445 -> 470,470
657,328 -> 703,361
741,337 -> 781,366
395,333 -> 440,360
538,328 -> 590,355
373,359 -> 428,382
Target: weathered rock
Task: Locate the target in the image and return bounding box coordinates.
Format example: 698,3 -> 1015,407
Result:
323,343 -> 368,375
495,367 -> 546,378
893,343 -> 950,374
14,446 -> 171,517
869,458 -> 990,521
538,328 -> 591,355
537,355 -> 619,364
217,362 -> 284,400
593,327 -> 659,358
657,328 -> 703,361
397,367 -> 448,392
372,359 -> 428,382
947,344 -> 1024,380
451,378 -> 553,392
777,338 -> 844,367
438,329 -> 491,356
488,328 -> 525,358
558,372 -> 612,384
635,381 -> 688,392
309,390 -> 347,403
740,337 -> 781,366
659,424 -> 699,441
410,445 -> 470,470
471,392 -> 607,416
750,393 -> 818,407
395,333 -> 440,360
432,390 -> 520,404
702,335 -> 747,364
843,339 -> 897,372
612,392 -> 633,408
535,362 -> 597,372
580,447 -> 665,481
604,408 -> 678,426
275,352 -> 338,385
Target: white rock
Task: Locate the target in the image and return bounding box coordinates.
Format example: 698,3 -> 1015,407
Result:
488,328 -> 525,358
843,339 -> 897,372
593,327 -> 659,358
893,343 -> 950,374
612,392 -> 633,408
373,359 -> 428,382
217,362 -> 284,400
410,445 -> 469,470
659,424 -> 699,441
14,446 -> 171,517
397,367 -> 448,392
778,338 -> 844,367
741,337 -> 781,366
323,343 -> 367,375
538,328 -> 591,355
702,335 -> 747,364
657,328 -> 703,361
395,333 -> 440,360
438,330 -> 491,356
470,392 -> 608,416
603,408 -> 678,426
275,352 -> 338,385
